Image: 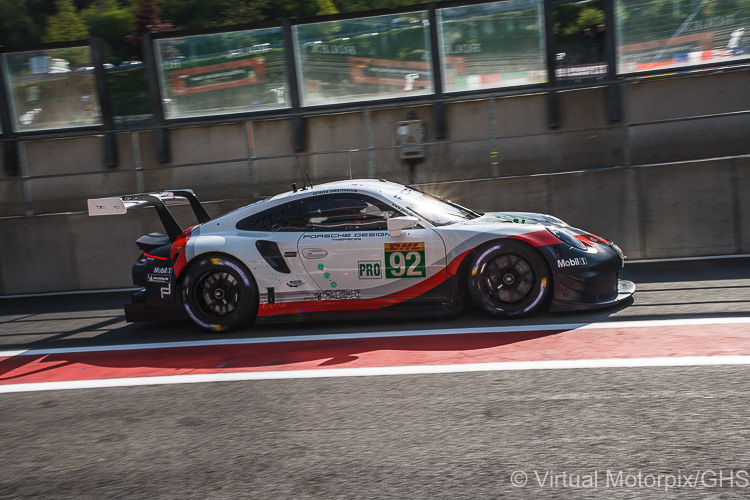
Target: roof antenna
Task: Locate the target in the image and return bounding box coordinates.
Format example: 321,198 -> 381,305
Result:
306,171 -> 314,188
291,140 -> 306,190
348,149 -> 359,180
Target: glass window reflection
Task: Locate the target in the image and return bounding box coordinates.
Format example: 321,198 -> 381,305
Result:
294,12 -> 431,106
438,0 -> 547,92
552,0 -> 608,85
155,27 -> 289,119
616,0 -> 750,74
2,46 -> 101,132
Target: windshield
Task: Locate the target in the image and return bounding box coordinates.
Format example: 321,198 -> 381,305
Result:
392,187 -> 480,226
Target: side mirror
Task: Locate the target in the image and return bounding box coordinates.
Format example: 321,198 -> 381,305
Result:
387,216 -> 419,237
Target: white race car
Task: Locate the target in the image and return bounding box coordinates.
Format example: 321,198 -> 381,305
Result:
88,179 -> 635,331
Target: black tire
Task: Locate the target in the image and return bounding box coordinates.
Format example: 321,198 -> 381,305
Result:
181,256 -> 258,332
468,240 -> 551,318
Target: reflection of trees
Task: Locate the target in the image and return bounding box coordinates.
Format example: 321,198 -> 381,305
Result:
553,0 -> 604,42
159,29 -> 283,69
441,8 -> 543,54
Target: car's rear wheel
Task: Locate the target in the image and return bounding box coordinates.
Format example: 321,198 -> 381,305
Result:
181,256 -> 257,332
468,240 -> 551,317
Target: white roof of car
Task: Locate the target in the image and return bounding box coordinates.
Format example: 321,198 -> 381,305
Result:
267,179 -> 405,202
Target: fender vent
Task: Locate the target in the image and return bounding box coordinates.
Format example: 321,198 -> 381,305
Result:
256,240 -> 291,274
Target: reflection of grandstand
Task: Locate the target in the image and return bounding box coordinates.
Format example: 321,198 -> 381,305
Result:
619,26 -> 750,72
301,51 -> 545,99
457,52 -> 546,88
619,32 -> 714,71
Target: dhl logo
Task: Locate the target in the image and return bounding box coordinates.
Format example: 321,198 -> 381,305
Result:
384,242 -> 425,252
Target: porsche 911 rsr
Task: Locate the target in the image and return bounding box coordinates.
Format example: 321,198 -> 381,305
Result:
88,179 -> 635,332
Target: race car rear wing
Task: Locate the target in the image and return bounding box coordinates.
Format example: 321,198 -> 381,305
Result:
87,189 -> 211,241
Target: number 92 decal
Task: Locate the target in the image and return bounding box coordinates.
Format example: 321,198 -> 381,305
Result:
384,242 -> 425,278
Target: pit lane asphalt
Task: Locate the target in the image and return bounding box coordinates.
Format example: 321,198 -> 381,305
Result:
1,257 -> 749,499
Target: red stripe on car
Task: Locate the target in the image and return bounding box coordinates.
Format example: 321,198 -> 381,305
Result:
170,227 -> 194,277
509,229 -> 560,247
257,251 -> 470,317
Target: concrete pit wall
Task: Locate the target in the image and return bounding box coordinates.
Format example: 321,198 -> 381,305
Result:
1,69 -> 749,295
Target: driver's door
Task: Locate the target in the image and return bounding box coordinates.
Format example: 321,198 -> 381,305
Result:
296,193 -> 446,302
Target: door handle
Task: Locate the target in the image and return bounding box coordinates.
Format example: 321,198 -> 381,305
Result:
302,248 -> 328,259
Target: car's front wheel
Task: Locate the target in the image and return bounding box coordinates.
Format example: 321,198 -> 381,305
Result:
468,240 -> 551,318
181,256 -> 258,332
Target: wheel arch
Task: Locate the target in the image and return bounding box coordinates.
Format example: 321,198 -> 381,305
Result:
177,251 -> 259,303
178,251 -> 261,332
457,237 -> 554,305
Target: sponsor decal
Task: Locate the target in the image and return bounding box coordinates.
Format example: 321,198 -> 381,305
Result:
358,260 -> 383,279
316,263 -> 338,288
348,57 -> 465,88
160,284 -> 171,299
496,215 -> 527,224
302,232 -> 388,239
311,44 -> 357,55
286,280 -> 305,288
227,44 -> 271,58
443,43 -> 481,54
284,251 -> 298,257
316,289 -> 361,301
385,242 -> 425,278
153,267 -> 172,274
555,63 -> 607,79
557,257 -> 589,268
147,274 -> 171,284
170,58 -> 266,96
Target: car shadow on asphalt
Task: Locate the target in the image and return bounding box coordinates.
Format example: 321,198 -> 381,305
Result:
0,326 -> 569,382
0,297 -> 630,352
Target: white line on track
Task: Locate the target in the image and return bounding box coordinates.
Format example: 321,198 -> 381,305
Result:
626,254 -> 750,264
2,355 -> 750,394
2,316 -> 750,359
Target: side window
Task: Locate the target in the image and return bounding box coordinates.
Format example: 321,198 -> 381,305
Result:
302,194 -> 403,231
236,201 -> 307,231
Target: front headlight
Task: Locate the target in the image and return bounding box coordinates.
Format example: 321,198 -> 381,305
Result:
547,227 -> 588,251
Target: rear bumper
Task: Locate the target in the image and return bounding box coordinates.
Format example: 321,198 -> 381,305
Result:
124,288 -> 185,323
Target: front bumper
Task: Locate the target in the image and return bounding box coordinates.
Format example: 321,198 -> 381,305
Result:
550,278 -> 635,311
539,240 -> 635,312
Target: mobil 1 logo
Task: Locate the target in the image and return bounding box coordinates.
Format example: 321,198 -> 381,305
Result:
358,260 -> 382,279
384,242 -> 425,278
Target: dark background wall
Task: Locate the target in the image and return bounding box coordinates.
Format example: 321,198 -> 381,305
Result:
1,68 -> 749,294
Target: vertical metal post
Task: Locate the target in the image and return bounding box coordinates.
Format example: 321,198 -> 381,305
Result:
282,19 -> 305,151
0,51 -> 19,175
142,31 -> 170,163
91,37 -> 119,167
428,3 -> 447,139
603,0 -> 622,122
542,0 -> 560,128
